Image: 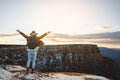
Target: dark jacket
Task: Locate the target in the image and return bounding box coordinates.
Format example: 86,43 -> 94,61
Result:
19,32 -> 48,46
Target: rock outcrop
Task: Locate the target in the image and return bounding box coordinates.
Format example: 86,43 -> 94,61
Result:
0,44 -> 120,80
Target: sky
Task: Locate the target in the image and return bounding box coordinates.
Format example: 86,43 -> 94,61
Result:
0,0 -> 120,48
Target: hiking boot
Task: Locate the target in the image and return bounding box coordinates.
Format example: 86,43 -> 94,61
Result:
31,68 -> 35,74
26,68 -> 29,74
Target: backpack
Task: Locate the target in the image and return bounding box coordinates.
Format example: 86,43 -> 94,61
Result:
27,36 -> 39,49
39,40 -> 44,46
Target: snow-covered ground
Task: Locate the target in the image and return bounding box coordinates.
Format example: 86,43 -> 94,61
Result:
0,65 -> 109,80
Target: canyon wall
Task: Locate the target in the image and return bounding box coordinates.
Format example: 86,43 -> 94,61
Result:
0,44 -> 120,80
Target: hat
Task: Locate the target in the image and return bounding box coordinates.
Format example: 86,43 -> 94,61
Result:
30,31 -> 38,36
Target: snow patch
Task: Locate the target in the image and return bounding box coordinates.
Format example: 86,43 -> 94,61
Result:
23,73 -> 109,80
83,75 -> 109,80
52,73 -> 109,80
52,74 -> 84,80
0,68 -> 13,80
24,73 -> 39,80
5,65 -> 26,71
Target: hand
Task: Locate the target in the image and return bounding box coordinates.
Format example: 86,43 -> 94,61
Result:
16,29 -> 21,33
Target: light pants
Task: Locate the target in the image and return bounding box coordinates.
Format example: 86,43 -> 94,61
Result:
26,50 -> 37,69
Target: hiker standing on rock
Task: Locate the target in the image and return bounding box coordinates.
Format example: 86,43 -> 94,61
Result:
16,29 -> 51,74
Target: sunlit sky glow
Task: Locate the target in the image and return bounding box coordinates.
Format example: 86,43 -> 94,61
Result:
0,0 -> 120,48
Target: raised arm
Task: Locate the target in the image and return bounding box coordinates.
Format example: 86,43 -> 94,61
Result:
38,31 -> 51,39
16,30 -> 28,39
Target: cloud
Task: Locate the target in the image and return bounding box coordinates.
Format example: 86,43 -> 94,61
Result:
1,31 -> 120,40
102,26 -> 112,29
51,31 -> 120,39
89,39 -> 120,44
80,31 -> 120,39
48,31 -> 120,46
0,31 -> 120,48
0,33 -> 19,38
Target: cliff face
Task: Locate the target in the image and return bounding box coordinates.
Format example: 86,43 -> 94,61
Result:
36,44 -> 101,71
36,44 -> 120,80
0,44 -> 120,80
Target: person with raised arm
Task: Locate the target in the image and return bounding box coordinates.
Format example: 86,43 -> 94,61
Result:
16,29 -> 51,74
